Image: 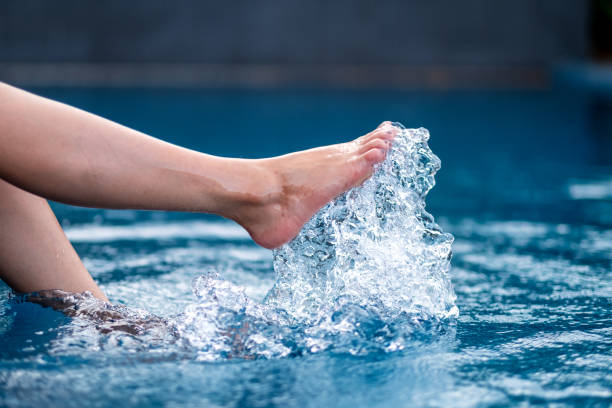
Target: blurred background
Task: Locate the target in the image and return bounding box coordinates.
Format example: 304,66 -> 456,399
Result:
0,0 -> 609,89
1,0 -> 611,220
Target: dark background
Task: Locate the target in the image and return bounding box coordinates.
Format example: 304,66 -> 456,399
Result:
1,0 -> 609,88
0,1 -> 588,64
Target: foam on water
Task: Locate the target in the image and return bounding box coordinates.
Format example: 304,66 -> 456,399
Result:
177,123 -> 457,360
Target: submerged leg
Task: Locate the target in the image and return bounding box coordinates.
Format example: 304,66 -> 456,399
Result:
0,178 -> 107,300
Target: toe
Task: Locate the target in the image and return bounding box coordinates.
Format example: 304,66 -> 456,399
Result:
359,126 -> 397,145
351,148 -> 386,186
357,125 -> 397,145
362,147 -> 387,165
359,138 -> 390,155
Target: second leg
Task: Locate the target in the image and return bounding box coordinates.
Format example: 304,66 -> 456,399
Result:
0,178 -> 107,300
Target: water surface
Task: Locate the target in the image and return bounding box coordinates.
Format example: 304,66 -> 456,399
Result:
0,88 -> 610,407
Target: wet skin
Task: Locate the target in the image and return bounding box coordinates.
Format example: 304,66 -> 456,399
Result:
0,82 -> 396,300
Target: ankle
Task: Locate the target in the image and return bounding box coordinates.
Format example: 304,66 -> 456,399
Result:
212,158 -> 283,221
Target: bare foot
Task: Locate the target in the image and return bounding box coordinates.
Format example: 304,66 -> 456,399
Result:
232,122 -> 397,249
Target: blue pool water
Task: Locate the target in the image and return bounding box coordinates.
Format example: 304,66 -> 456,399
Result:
0,87 -> 611,407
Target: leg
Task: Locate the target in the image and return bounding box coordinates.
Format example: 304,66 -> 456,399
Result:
0,82 -> 396,296
0,178 -> 107,300
0,82 -> 396,249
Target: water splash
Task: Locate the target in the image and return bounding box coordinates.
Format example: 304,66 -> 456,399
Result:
266,123 -> 457,323
177,123 -> 457,359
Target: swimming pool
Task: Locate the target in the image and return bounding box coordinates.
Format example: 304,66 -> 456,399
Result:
0,87 -> 610,407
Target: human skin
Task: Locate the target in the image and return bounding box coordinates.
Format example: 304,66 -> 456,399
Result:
0,82 -> 396,300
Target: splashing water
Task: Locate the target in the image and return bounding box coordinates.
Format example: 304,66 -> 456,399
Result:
266,123 -> 457,322
176,123 -> 457,360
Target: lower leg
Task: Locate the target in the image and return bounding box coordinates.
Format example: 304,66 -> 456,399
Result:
0,84 -> 397,249
0,178 -> 107,300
